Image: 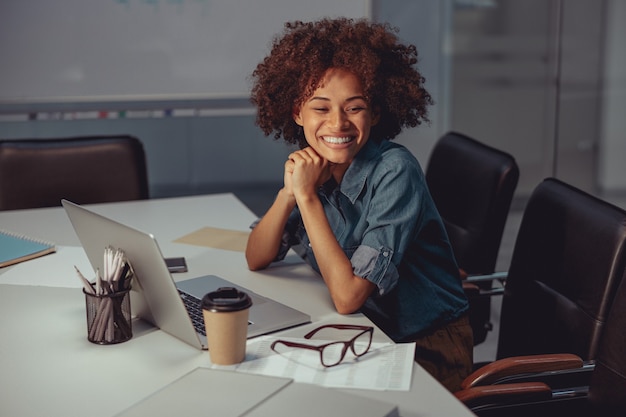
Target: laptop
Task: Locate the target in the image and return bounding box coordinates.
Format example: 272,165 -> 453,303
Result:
62,199 -> 310,350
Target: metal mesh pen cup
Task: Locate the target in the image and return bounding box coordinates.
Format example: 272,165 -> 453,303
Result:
84,288 -> 132,344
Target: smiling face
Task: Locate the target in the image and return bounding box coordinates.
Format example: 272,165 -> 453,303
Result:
294,68 -> 379,171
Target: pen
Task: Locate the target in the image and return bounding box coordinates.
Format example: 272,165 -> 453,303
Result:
75,266 -> 95,295
117,263 -> 130,291
95,268 -> 103,295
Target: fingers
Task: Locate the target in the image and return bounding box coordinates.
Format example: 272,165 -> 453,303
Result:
289,147 -> 324,166
284,158 -> 295,173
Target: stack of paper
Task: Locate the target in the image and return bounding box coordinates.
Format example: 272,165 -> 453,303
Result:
213,335 -> 416,391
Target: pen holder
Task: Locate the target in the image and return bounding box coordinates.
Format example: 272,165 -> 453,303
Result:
84,288 -> 132,344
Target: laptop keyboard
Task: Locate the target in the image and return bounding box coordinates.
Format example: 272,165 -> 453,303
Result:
178,289 -> 206,335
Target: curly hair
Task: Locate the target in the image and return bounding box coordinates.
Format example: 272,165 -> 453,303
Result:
250,17 -> 433,148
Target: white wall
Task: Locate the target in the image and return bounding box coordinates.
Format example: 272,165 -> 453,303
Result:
0,0 -> 370,103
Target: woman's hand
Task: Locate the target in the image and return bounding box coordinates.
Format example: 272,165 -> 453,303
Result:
287,147 -> 332,200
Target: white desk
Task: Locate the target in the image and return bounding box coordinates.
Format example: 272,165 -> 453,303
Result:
0,194 -> 475,417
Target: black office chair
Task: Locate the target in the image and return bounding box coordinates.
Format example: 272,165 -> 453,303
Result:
453,178 -> 626,413
425,131 -> 519,345
0,135 -> 149,210
456,261 -> 626,417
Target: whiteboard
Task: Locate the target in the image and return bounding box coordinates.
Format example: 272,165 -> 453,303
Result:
0,0 -> 370,104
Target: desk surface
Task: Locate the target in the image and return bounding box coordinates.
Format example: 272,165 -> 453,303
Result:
0,194 -> 475,417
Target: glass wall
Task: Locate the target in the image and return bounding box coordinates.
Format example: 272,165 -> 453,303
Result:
377,0 -> 624,205
449,0 -> 608,199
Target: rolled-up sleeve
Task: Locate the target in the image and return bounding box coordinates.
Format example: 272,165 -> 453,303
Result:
347,150 -> 424,296
351,244 -> 399,296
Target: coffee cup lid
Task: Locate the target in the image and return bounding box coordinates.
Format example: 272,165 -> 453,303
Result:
201,287 -> 252,312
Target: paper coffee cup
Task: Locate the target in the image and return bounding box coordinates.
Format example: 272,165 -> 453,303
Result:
201,287 -> 252,365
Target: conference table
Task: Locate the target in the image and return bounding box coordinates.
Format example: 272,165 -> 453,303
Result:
0,193 -> 475,417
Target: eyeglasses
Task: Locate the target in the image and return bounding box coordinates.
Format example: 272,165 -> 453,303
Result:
270,324 -> 374,367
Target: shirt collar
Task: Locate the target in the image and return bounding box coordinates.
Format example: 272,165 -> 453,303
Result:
332,140 -> 383,204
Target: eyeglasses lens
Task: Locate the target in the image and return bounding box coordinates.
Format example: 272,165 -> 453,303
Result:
351,330 -> 371,356
320,342 -> 346,367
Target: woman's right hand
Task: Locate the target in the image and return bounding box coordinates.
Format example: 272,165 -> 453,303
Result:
282,157 -> 296,202
286,147 -> 331,202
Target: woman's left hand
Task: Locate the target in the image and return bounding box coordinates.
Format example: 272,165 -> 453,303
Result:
288,147 -> 332,198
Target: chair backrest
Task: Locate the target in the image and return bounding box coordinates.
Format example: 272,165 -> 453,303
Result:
497,178 -> 626,361
425,131 -> 519,345
0,135 -> 149,210
588,273 -> 626,414
426,131 -> 519,275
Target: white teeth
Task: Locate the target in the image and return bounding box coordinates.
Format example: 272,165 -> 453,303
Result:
323,136 -> 353,144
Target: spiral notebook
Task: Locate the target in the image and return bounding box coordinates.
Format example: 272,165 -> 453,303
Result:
0,230 -> 56,268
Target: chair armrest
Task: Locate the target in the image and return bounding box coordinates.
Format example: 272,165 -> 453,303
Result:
494,362 -> 595,390
462,270 -> 507,298
454,382 -> 553,408
465,271 -> 508,283
461,353 -> 584,389
462,281 -> 480,293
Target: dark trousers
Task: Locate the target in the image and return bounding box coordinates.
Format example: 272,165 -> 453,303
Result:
412,314 -> 473,392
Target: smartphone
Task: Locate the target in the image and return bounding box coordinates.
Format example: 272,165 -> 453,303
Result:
165,257 -> 188,273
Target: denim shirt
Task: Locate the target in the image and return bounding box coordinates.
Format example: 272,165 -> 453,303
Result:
270,139 -> 468,342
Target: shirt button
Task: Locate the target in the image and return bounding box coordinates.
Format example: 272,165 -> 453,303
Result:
382,251 -> 389,257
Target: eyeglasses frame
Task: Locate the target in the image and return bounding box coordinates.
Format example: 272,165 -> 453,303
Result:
270,324 -> 374,367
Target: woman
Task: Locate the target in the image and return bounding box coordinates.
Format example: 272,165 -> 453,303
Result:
245,17 -> 472,391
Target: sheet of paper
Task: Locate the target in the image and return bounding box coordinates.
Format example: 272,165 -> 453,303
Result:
0,246 -> 92,288
173,226 -> 250,252
212,335 -> 415,391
